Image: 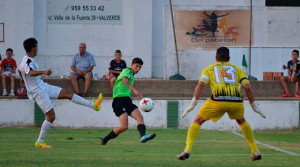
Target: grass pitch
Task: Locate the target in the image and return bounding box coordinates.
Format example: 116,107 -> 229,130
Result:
0,128 -> 299,167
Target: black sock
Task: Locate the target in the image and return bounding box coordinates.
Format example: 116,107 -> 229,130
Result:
137,124 -> 146,138
103,130 -> 118,144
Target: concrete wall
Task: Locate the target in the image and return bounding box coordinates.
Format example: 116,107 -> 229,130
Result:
164,0 -> 300,80
162,0 -> 300,80
178,100 -> 299,130
52,99 -> 167,128
33,0 -> 152,79
0,0 -> 34,66
1,0 -> 300,80
1,99 -> 298,130
0,99 -> 34,126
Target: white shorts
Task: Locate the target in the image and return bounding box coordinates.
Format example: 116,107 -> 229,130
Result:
2,71 -> 16,76
34,84 -> 62,113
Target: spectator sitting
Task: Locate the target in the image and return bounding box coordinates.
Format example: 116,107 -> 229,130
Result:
70,43 -> 96,97
280,49 -> 299,97
1,48 -> 17,96
107,50 -> 127,92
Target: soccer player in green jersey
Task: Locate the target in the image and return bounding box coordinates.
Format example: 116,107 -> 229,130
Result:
100,58 -> 156,145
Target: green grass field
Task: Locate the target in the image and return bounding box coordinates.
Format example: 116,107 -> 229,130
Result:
0,128 -> 299,167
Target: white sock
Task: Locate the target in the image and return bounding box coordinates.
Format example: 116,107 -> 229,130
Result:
11,89 -> 14,92
3,89 -> 7,93
37,120 -> 52,143
71,94 -> 95,108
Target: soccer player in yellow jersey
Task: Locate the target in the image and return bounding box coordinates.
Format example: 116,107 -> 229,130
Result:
177,47 -> 266,161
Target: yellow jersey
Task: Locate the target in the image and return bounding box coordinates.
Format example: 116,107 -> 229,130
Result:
199,62 -> 249,102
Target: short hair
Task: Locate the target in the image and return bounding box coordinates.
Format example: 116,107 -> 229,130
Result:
292,49 -> 299,56
79,43 -> 86,47
132,57 -> 143,65
6,48 -> 13,53
23,38 -> 38,53
115,50 -> 121,54
216,47 -> 230,61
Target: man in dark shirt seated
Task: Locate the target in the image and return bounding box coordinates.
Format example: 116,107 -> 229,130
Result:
107,50 -> 127,92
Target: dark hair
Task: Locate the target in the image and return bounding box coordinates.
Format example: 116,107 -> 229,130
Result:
132,57 -> 143,65
23,38 -> 38,53
216,47 -> 230,61
6,48 -> 13,53
115,50 -> 121,54
292,49 -> 299,56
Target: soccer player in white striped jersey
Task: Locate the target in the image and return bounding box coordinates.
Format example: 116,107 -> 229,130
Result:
18,38 -> 102,148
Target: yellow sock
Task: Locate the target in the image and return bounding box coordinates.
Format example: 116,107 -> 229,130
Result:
184,123 -> 200,152
239,121 -> 259,154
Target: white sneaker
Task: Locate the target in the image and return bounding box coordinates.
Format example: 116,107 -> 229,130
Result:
2,90 -> 8,96
10,91 -> 15,96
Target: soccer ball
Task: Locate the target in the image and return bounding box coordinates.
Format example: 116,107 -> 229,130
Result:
139,98 -> 154,112
17,88 -> 27,97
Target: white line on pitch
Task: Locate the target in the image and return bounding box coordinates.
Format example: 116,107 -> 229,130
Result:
231,131 -> 300,156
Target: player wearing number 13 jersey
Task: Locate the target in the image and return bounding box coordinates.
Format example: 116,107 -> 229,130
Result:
177,47 -> 266,161
201,61 -> 247,103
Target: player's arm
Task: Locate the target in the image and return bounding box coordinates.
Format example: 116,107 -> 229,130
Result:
243,83 -> 266,118
18,70 -> 25,87
29,68 -> 52,76
181,81 -> 206,118
122,77 -> 143,98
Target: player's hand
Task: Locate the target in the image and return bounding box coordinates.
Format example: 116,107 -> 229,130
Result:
181,105 -> 195,118
7,73 -> 12,77
44,68 -> 52,76
181,97 -> 198,118
20,78 -> 25,87
133,90 -> 143,98
250,102 -> 266,119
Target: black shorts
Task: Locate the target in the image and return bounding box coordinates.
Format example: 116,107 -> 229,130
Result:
112,97 -> 138,117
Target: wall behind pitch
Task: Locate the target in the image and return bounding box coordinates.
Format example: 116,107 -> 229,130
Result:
163,2 -> 300,80
0,99 -> 34,127
0,0 -> 34,66
178,100 -> 299,130
0,99 -> 298,130
51,99 -> 167,128
33,0 -> 152,79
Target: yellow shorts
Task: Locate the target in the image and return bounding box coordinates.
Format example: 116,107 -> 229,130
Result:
198,98 -> 244,123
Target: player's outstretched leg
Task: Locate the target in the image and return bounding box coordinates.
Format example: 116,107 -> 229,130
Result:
59,89 -> 102,111
177,122 -> 200,160
237,119 -> 261,161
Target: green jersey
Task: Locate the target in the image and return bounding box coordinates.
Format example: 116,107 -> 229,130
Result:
113,68 -> 134,98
